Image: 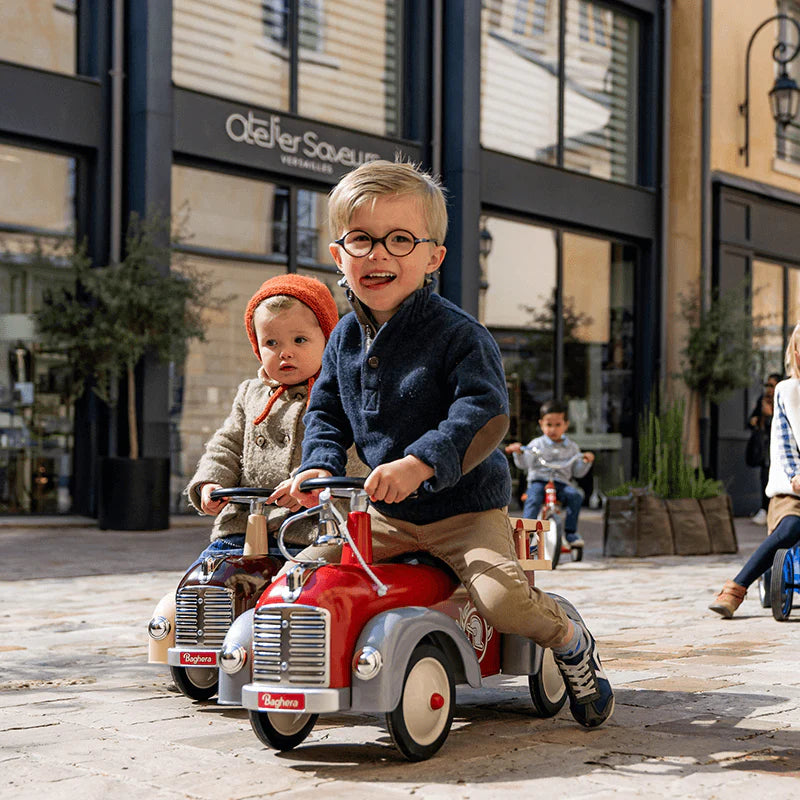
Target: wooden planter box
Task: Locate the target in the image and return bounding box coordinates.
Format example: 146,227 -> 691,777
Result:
603,490 -> 737,557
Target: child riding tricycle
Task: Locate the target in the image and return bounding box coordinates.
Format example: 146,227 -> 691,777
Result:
506,400 -> 595,567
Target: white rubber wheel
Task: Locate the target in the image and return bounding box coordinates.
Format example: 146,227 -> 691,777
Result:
386,644 -> 454,761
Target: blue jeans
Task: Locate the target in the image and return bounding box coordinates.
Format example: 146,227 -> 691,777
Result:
195,534 -> 246,562
522,480 -> 583,534
734,514 -> 800,588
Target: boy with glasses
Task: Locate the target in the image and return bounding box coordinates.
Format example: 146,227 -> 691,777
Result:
280,159 -> 614,728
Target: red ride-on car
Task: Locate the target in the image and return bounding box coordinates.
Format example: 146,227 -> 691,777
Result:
147,488 -> 289,700
219,477 -> 569,761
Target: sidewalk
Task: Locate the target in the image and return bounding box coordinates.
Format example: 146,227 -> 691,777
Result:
2,512 -> 798,799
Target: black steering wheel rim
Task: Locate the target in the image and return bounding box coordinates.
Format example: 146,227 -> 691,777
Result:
209,487 -> 276,505
299,476 -> 366,492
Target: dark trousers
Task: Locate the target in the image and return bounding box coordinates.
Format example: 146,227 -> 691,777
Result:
522,480 -> 583,533
734,514 -> 800,588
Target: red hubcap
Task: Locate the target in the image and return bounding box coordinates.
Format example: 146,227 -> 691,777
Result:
429,693 -> 444,710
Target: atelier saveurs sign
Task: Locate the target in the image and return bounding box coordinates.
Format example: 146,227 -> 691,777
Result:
174,89 -> 420,182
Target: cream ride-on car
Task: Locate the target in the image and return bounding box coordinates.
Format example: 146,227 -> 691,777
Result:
217,476 -> 569,761
147,488 -> 289,700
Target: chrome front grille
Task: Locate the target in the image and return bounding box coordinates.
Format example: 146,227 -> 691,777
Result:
252,605 -> 330,686
175,586 -> 234,647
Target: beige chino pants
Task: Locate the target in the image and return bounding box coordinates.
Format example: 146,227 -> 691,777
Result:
293,505 -> 570,649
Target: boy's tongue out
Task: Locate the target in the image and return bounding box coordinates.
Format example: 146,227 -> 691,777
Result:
362,271 -> 396,287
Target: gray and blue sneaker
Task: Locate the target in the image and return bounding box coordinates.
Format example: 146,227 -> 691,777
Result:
565,532 -> 585,547
551,600 -> 614,728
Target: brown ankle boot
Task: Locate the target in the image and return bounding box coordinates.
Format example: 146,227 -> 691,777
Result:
709,581 -> 747,618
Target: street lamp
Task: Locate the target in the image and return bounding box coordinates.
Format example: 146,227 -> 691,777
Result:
479,223 -> 493,259
740,14 -> 800,166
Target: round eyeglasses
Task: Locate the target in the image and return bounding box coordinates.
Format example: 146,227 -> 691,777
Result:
333,229 -> 438,258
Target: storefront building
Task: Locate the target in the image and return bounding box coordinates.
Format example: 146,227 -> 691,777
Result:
0,0 -> 665,516
669,0 -> 800,516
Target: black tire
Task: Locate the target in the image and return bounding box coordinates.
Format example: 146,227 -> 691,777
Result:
528,648 -> 567,717
770,548 -> 794,621
538,510 -> 563,569
570,545 -> 584,562
170,665 -> 218,701
757,567 -> 772,608
386,644 -> 455,762
249,709 -> 318,750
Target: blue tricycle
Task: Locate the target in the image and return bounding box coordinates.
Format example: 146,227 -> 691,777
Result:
769,543 -> 800,621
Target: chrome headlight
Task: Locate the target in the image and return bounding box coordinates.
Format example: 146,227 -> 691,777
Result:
219,642 -> 248,674
148,615 -> 171,641
352,646 -> 383,680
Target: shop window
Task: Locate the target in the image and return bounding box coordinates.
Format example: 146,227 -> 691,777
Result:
480,0 -> 640,185
752,260 -> 785,377
752,257 -> 800,379
480,213 -> 636,496
174,0 -> 400,138
0,144 -> 77,514
0,0 -> 77,75
263,0 -> 324,52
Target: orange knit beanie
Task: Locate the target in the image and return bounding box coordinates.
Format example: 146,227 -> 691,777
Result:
244,274 -> 340,359
243,274 -> 340,426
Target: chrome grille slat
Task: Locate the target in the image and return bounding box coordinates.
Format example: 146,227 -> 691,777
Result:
174,586 -> 234,647
252,605 -> 330,686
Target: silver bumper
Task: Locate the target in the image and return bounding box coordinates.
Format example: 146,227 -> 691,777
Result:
167,648 -> 219,668
241,683 -> 349,714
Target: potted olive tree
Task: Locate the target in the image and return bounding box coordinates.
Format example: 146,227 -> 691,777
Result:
34,213 -> 223,530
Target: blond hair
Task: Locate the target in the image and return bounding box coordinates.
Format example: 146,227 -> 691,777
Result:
785,321 -> 800,377
327,159 -> 448,244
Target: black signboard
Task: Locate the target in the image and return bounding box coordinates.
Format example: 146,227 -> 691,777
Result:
174,88 -> 421,184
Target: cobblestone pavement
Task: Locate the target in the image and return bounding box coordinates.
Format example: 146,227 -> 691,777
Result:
1,512 -> 799,799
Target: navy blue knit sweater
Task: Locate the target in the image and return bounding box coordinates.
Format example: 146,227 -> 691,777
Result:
300,280 -> 512,523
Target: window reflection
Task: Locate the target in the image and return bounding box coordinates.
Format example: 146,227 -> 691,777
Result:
753,260 -> 785,377
480,0 -> 639,184
480,214 -> 636,496
564,1 -> 638,182
0,0 -> 77,75
480,217 -> 556,444
0,145 -> 77,514
173,0 -> 400,137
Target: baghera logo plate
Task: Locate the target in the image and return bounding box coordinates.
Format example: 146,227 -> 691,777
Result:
258,691 -> 306,711
179,651 -> 217,667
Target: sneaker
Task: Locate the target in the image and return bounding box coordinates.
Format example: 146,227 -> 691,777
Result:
552,608 -> 614,728
751,508 -> 767,526
565,532 -> 585,547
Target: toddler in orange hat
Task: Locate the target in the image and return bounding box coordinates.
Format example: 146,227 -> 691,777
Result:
184,274 -> 342,557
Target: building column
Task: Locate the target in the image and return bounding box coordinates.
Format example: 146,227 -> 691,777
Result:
126,0 -> 173,460
439,0 -> 482,316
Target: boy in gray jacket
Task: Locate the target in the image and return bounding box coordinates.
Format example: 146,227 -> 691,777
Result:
505,399 -> 594,547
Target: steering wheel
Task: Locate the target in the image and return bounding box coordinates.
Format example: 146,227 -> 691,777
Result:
298,477 -> 367,493
209,487 -> 276,505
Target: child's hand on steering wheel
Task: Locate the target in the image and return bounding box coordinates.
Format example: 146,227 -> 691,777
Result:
267,478 -> 303,511
365,455 -> 433,504
200,483 -> 226,515
287,468 -> 333,507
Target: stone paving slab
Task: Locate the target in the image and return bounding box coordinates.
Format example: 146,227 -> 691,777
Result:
2,512 -> 800,798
